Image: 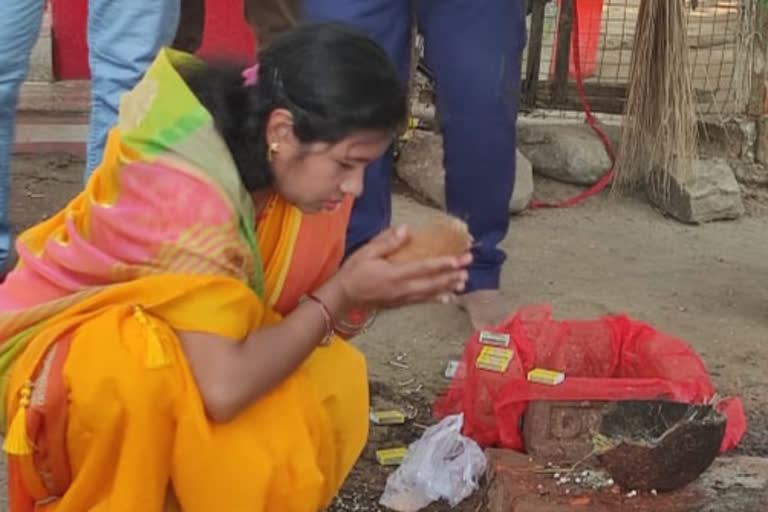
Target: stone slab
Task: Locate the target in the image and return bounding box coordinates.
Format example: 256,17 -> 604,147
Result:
486,449 -> 768,512
516,124 -> 620,186
648,158 -> 744,224
733,162 -> 768,186
18,81 -> 90,114
12,113 -> 89,155
396,130 -> 533,214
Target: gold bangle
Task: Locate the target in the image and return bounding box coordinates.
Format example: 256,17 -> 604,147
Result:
304,293 -> 334,347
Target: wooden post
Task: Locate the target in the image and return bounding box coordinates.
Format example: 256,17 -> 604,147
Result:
552,0 -> 574,105
405,2 -> 420,128
523,0 -> 547,108
747,1 -> 768,116
749,1 -> 768,166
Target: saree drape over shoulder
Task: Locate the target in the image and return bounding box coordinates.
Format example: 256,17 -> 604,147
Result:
0,48 -> 367,512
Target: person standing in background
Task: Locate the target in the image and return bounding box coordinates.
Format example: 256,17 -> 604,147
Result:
0,0 -> 180,279
244,0 -> 300,48
302,0 -> 527,329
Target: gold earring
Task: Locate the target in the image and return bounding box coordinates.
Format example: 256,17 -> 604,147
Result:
268,142 -> 279,162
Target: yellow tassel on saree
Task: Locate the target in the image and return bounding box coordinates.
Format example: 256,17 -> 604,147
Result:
0,48 -> 367,512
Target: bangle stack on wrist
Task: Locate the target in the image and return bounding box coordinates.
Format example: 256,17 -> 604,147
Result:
335,309 -> 377,339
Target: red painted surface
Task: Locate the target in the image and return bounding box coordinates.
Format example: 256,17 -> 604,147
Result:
550,0 -> 605,80
51,0 -> 256,80
196,0 -> 257,64
51,0 -> 89,79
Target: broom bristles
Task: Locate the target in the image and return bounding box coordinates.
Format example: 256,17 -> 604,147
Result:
614,0 -> 697,197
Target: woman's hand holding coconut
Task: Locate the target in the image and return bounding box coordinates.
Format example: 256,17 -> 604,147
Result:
312,214 -> 473,324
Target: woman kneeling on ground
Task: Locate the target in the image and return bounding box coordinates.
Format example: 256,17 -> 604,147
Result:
0,23 -> 470,512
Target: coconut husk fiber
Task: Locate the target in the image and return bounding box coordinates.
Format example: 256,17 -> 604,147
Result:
594,400 -> 725,492
614,0 -> 698,197
386,213 -> 473,264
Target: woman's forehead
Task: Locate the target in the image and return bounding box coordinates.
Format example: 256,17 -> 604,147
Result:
304,131 -> 392,159
337,131 -> 392,157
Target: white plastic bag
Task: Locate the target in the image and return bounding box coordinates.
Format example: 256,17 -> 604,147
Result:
379,414 -> 487,512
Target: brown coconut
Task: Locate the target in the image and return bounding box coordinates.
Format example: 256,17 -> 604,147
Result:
386,213 -> 473,264
596,400 -> 726,492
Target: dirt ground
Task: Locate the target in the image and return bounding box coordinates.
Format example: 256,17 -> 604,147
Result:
4,152 -> 768,511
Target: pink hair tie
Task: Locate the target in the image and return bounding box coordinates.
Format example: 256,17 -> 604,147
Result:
242,63 -> 260,86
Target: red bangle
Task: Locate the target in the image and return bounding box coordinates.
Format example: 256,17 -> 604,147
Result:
335,309 -> 378,338
305,293 -> 335,346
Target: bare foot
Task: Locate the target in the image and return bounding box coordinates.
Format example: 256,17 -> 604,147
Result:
456,289 -> 510,330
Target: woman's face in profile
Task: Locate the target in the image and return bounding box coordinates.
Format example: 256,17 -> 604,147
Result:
268,118 -> 393,214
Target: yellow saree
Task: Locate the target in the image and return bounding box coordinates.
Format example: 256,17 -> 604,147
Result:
0,48 -> 367,511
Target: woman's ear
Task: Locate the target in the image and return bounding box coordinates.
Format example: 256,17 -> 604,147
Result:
265,108 -> 297,148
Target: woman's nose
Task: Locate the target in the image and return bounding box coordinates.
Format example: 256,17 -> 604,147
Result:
340,167 -> 365,198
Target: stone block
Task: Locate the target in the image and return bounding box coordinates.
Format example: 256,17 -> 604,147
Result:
733,162 -> 768,186
517,124 -> 619,186
396,130 -> 534,214
648,159 -> 744,224
26,7 -> 53,83
522,401 -> 606,464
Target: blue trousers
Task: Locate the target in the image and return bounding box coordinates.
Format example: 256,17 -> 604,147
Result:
0,0 -> 179,273
303,0 -> 527,292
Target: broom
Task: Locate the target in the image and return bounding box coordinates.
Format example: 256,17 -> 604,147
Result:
614,0 -> 697,196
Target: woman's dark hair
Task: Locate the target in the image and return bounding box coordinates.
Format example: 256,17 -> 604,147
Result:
179,22 -> 407,191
